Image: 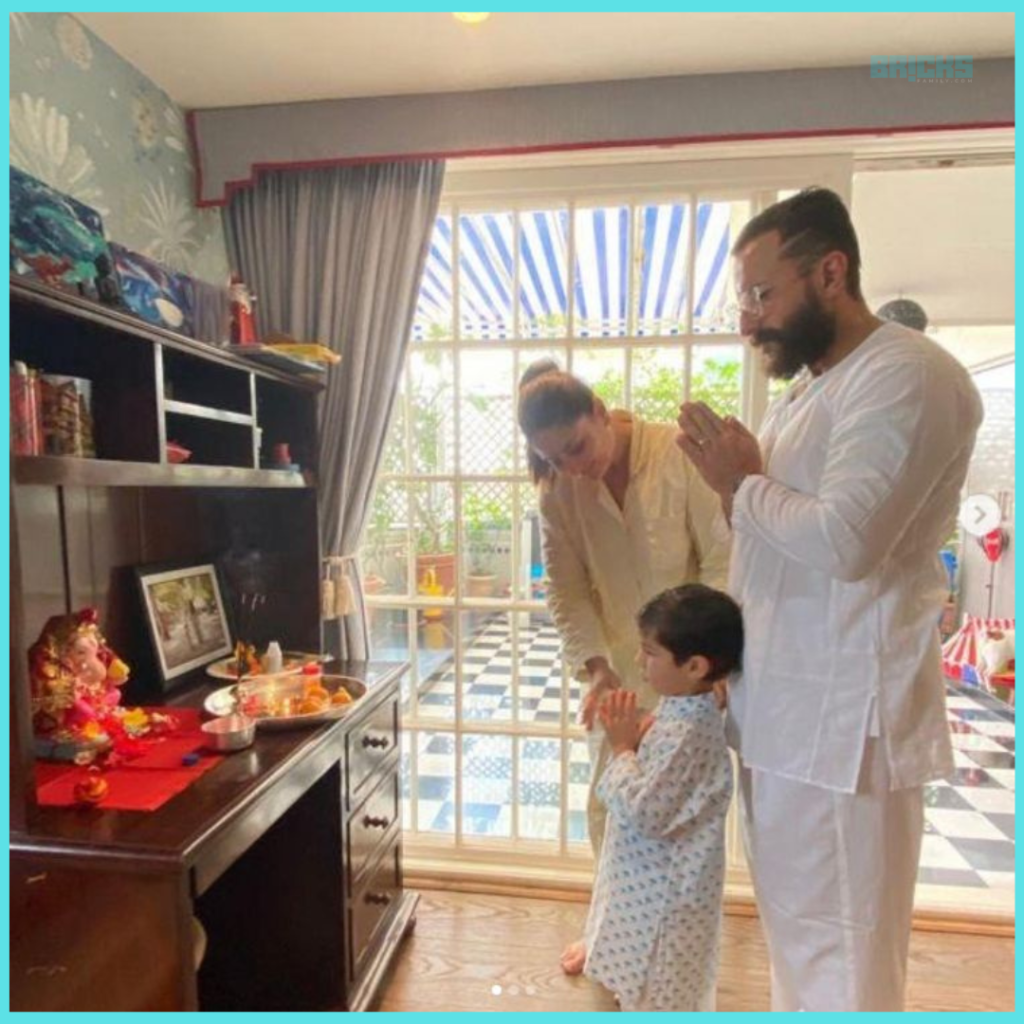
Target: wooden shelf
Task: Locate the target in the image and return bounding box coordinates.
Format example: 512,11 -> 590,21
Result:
11,277 -> 323,393
13,456 -> 308,489
164,399 -> 255,426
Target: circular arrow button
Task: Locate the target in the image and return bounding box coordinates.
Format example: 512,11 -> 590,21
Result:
959,494 -> 1002,537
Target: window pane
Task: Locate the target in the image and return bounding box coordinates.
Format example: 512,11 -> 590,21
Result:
459,350 -> 515,475
572,348 -> 625,408
416,590 -> 455,724
516,482 -> 543,601
411,481 -> 455,564
460,610 -> 512,724
369,607 -> 411,679
417,730 -> 456,834
518,737 -> 562,842
409,349 -> 454,475
459,210 -> 513,340
636,201 -> 691,337
519,208 -> 569,339
632,347 -> 686,422
518,610 -> 565,726
574,205 -> 630,338
462,733 -> 513,837
413,214 -> 454,343
461,482 -> 513,599
567,737 -> 592,846
692,199 -> 751,335
691,345 -> 743,417
364,481 -> 409,596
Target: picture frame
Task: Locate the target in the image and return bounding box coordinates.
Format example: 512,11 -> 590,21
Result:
136,562 -> 233,687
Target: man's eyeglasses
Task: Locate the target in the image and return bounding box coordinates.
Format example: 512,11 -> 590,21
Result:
727,255 -> 823,321
727,282 -> 776,321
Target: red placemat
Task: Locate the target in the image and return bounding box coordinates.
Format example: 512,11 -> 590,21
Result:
34,707 -> 223,811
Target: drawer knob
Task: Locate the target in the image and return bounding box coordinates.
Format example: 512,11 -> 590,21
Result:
362,735 -> 390,750
365,892 -> 391,906
363,814 -> 391,830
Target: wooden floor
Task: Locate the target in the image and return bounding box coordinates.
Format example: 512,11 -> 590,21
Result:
379,890 -> 1015,1012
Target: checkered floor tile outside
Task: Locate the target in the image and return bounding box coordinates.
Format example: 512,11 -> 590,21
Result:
404,616 -> 1015,891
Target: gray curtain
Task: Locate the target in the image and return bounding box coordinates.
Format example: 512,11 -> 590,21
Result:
224,160 -> 445,659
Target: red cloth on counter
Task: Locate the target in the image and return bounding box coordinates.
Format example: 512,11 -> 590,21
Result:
34,707 -> 223,811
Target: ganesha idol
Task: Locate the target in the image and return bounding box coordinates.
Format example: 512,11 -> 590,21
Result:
28,607 -> 130,761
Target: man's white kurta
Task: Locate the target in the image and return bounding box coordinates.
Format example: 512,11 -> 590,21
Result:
540,417 -> 731,698
729,322 -> 982,1011
584,691 -> 732,1011
728,322 -> 983,791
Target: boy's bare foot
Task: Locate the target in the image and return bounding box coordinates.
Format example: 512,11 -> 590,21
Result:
560,939 -> 587,975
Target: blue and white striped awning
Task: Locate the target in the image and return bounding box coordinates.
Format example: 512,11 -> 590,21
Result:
413,202 -> 734,341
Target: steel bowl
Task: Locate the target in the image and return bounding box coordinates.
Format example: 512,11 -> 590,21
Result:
201,713 -> 256,751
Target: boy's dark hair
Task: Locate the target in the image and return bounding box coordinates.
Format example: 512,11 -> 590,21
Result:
638,583 -> 743,682
732,186 -> 863,301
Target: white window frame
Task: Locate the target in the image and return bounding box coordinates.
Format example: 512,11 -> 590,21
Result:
375,153 -> 854,884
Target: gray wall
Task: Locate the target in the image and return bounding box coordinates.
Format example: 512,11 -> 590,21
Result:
192,58 -> 1015,205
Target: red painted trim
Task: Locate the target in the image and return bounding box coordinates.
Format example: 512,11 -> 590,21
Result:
192,119 -> 1015,208
185,109 -> 206,209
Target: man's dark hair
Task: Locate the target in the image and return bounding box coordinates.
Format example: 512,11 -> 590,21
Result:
638,583 -> 743,682
732,187 -> 863,300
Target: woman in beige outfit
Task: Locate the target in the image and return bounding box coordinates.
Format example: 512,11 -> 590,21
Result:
517,361 -> 731,974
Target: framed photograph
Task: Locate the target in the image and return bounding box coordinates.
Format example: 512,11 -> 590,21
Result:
137,562 -> 233,686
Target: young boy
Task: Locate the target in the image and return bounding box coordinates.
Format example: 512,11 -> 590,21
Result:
582,583 -> 742,1011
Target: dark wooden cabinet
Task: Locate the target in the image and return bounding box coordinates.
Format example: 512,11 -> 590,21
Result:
9,280 -> 416,1011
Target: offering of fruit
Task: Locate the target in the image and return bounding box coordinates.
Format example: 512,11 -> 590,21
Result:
217,673 -> 363,723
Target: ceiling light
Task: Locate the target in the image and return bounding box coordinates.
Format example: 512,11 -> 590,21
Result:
453,13 -> 490,25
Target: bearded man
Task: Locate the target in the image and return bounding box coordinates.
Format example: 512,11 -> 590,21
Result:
676,188 -> 983,1011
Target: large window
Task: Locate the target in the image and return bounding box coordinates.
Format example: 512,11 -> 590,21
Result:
362,158 -> 850,875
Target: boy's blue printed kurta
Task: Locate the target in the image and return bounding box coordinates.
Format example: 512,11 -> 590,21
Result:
584,690 -> 733,1011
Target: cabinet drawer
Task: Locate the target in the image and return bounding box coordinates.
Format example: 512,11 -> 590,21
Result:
347,770 -> 399,890
348,838 -> 401,983
346,695 -> 398,804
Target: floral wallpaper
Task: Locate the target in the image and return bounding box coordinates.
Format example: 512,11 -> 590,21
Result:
9,12 -> 229,284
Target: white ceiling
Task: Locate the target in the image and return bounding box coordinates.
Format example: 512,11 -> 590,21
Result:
76,12 -> 1014,109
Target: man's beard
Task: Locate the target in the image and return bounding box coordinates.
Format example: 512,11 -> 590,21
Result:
753,287 -> 837,379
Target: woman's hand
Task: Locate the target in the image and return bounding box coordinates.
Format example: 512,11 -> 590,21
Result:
579,658 -> 622,730
599,689 -> 639,756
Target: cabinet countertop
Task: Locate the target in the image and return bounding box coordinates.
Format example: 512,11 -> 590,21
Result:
11,661 -> 407,873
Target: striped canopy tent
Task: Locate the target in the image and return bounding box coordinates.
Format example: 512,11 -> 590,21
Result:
413,202 -> 737,341
942,614 -> 1016,685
